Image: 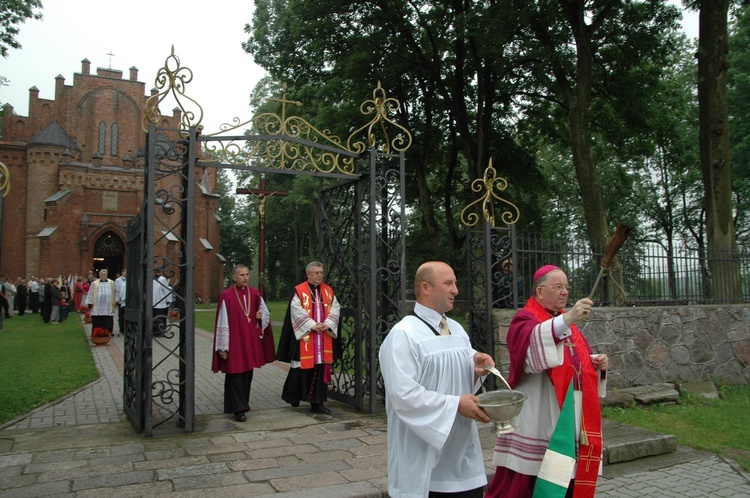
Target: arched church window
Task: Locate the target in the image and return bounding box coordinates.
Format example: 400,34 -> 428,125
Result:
98,121 -> 106,155
110,123 -> 119,156
94,230 -> 124,254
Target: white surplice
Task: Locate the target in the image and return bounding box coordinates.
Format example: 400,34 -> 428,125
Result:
85,279 -> 116,316
379,302 -> 487,498
491,315 -> 606,477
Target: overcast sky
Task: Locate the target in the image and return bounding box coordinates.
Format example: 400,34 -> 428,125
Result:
0,1 -> 698,135
0,0 -> 266,134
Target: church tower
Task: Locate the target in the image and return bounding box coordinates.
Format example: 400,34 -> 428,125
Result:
0,59 -> 222,302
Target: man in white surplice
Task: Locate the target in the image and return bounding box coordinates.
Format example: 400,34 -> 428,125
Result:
379,261 -> 495,498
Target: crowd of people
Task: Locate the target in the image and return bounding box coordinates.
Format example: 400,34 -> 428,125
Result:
212,261 -> 339,422
213,259 -> 609,497
0,274 -> 77,323
0,271 -> 133,328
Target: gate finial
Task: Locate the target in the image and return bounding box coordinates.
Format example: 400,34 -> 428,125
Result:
460,158 -> 520,227
142,46 -> 204,135
347,82 -> 412,154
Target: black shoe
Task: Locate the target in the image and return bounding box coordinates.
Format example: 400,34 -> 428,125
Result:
291,402 -> 300,408
311,403 -> 331,415
234,412 -> 246,422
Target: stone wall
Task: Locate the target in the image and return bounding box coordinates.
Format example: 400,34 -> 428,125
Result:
492,305 -> 750,389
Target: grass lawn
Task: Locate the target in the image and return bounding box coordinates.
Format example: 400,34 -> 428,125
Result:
603,384 -> 750,471
195,301 -> 290,332
0,313 -> 99,425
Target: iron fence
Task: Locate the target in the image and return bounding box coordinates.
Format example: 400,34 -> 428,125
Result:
500,234 -> 750,307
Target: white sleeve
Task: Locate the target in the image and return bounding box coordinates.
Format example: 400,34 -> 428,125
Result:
215,301 -> 230,351
525,319 -> 565,374
290,294 -> 315,339
259,297 -> 270,331
324,295 -> 340,338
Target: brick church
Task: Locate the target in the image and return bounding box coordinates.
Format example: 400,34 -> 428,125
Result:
0,59 -> 223,303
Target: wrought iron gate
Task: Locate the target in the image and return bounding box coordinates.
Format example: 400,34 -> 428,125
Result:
466,222 -> 516,356
123,126 -> 196,436
462,161 -> 520,385
319,150 -> 406,412
123,51 -> 410,435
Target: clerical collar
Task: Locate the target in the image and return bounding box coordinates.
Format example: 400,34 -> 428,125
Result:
533,298 -> 562,317
308,283 -> 320,291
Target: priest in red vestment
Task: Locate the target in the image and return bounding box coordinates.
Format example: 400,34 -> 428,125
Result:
212,264 -> 273,422
486,265 -> 609,498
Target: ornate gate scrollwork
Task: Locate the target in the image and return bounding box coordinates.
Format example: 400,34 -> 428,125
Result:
462,160 -> 520,389
124,49 -> 410,435
319,150 -> 406,412
123,125 -> 195,436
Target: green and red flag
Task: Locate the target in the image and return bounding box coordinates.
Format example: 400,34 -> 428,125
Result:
532,380 -> 576,498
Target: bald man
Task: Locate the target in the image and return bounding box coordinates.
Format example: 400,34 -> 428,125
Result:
379,261 -> 495,498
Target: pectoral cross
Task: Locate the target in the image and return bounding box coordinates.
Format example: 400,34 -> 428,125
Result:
564,338 -> 576,356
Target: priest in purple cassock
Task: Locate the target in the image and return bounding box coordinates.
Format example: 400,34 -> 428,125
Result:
212,264 -> 274,422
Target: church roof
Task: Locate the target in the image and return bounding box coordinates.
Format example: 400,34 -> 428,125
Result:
44,190 -> 71,203
37,227 -> 58,238
28,119 -> 79,150
199,238 -> 213,250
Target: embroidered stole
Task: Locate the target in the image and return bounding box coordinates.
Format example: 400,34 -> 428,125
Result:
295,282 -> 334,369
524,298 -> 602,498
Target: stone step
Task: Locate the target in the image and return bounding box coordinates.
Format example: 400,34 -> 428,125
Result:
602,418 -> 677,465
601,383 -> 681,409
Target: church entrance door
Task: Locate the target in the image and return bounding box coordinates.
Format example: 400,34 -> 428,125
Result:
92,230 -> 124,276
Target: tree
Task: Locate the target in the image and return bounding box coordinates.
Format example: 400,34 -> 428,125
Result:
695,0 -> 741,300
216,169 -> 255,278
244,0 -> 546,262
0,0 -> 43,58
609,36 -> 706,300
517,0 -> 682,251
728,5 -> 750,247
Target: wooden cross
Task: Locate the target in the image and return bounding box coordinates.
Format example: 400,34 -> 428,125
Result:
236,173 -> 288,296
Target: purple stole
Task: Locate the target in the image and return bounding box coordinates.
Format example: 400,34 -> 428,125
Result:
294,283 -> 334,370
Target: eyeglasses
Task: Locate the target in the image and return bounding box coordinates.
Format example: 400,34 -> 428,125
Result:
541,284 -> 571,293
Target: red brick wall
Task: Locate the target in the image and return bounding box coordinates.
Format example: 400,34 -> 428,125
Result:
0,61 -> 219,298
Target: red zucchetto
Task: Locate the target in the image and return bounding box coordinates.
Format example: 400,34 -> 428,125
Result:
533,265 -> 560,282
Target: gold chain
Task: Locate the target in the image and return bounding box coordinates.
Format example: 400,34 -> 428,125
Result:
234,286 -> 252,323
